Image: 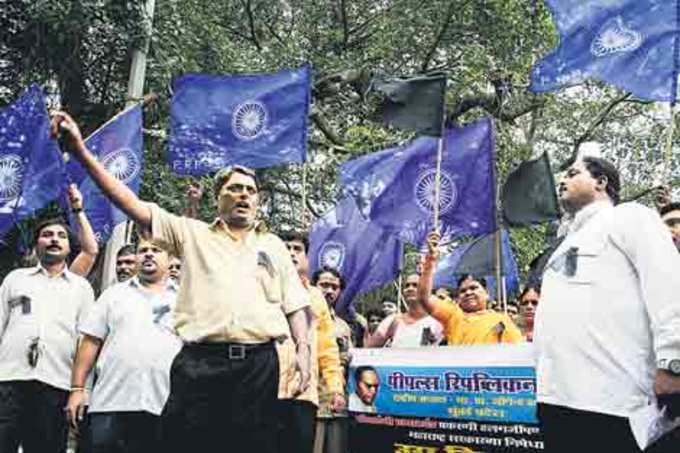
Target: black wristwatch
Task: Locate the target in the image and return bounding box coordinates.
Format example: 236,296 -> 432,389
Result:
658,359 -> 680,376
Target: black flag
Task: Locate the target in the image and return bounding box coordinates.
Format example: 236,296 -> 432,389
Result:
374,73 -> 446,137
501,152 -> 560,226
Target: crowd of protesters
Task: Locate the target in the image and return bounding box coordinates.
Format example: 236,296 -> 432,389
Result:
0,110 -> 678,453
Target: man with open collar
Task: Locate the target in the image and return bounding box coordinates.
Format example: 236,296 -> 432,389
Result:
51,111 -> 311,453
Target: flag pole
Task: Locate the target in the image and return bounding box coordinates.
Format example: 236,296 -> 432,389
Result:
432,77 -> 448,232
664,104 -> 676,183
301,163 -> 308,228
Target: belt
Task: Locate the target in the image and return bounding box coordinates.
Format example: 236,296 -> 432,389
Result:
183,341 -> 274,360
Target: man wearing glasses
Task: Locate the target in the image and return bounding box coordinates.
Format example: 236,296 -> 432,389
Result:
51,112 -> 311,453
534,157 -> 680,452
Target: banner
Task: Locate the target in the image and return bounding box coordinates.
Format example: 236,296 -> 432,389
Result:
348,345 -> 544,452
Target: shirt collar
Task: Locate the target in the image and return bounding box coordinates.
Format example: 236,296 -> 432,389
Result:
30,263 -> 72,281
566,200 -> 613,234
209,217 -> 267,240
128,275 -> 177,292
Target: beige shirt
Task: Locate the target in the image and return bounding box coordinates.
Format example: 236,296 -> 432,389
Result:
148,203 -> 310,343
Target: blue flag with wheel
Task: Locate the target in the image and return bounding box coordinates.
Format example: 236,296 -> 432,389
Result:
340,118 -> 496,247
0,85 -> 66,240
66,105 -> 143,243
168,65 -> 311,175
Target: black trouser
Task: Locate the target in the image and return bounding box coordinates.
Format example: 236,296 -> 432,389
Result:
278,400 -> 317,453
538,403 -> 679,453
0,380 -> 69,453
161,341 -> 279,453
80,411 -> 162,453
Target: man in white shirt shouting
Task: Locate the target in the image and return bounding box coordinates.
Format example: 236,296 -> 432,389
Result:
534,157 -> 680,452
66,238 -> 181,453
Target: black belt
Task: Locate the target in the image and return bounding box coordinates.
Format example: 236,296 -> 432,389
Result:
183,341 -> 274,360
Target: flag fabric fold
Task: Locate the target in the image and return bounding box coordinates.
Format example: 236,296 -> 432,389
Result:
531,0 -> 680,102
433,230 -> 519,296
168,65 -> 311,175
373,72 -> 447,136
309,197 -> 403,314
501,151 -> 560,226
340,118 -> 496,247
66,105 -> 143,244
0,85 -> 66,240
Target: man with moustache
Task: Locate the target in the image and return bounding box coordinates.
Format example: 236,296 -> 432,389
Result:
365,274 -> 442,348
0,219 -> 94,453
66,239 -> 181,453
114,245 -> 138,283
311,267 -> 353,453
51,111 -> 311,453
660,202 -> 680,252
534,157 -> 680,452
278,232 -> 345,453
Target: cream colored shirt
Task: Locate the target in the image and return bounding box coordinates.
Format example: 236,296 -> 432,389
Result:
148,203 -> 310,343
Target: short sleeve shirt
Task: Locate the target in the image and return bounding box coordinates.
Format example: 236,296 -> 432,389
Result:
147,203 -> 310,343
0,266 -> 94,390
80,278 -> 181,415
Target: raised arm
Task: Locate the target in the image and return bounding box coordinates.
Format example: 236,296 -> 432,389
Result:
418,231 -> 441,316
51,111 -> 151,229
67,184 -> 99,277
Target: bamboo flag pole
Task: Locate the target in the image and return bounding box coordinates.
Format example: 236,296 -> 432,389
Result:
432,77 -> 448,233
301,163 -> 308,228
664,104 -> 676,183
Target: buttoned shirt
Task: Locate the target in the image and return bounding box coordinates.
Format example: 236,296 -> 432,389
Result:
0,265 -> 94,391
429,299 -> 523,346
80,277 -> 181,415
535,201 -> 680,418
148,203 -> 310,343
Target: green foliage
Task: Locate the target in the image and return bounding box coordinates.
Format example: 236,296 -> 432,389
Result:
1,0 -> 678,300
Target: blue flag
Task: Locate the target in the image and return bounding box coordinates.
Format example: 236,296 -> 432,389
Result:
340,118 -> 496,247
168,66 -> 311,175
66,105 -> 143,243
531,1 -> 680,102
433,230 -> 519,296
0,85 -> 66,240
309,197 -> 403,315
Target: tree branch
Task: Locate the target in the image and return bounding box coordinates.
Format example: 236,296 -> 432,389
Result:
310,110 -> 344,145
448,93 -> 545,123
558,92 -> 632,171
420,0 -> 460,72
241,0 -> 262,51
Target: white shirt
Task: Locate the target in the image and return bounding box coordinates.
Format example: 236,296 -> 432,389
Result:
535,201 -> 680,418
376,313 -> 443,348
80,277 -> 181,415
0,265 -> 94,390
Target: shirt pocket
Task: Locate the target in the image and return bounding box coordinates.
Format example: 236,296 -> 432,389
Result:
255,254 -> 282,304
568,239 -> 607,285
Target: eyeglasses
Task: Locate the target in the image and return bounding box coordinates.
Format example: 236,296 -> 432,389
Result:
168,264 -> 181,271
665,218 -> 680,228
361,382 -> 379,389
224,183 -> 257,195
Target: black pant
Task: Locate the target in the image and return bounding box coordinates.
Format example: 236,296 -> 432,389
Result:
79,412 -> 162,453
161,342 -> 280,453
538,403 -> 679,453
0,380 -> 69,453
278,400 -> 317,453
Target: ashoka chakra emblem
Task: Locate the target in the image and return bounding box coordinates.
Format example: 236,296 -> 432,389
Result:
101,148 -> 141,183
232,101 -> 267,140
0,154 -> 24,202
414,169 -> 457,215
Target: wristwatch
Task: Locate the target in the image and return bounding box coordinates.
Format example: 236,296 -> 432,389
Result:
658,359 -> 680,376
